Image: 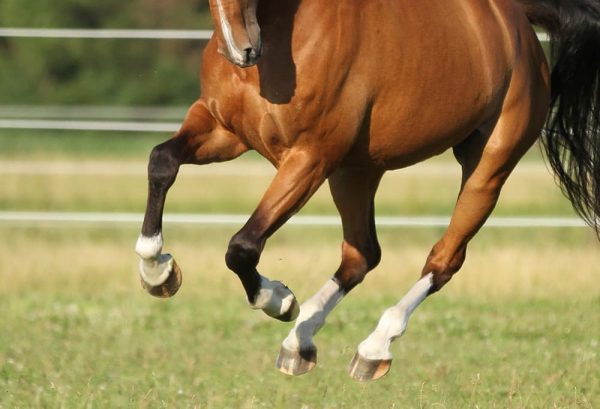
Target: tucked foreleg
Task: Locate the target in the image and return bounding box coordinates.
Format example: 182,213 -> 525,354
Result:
136,100 -> 248,296
224,149 -> 330,321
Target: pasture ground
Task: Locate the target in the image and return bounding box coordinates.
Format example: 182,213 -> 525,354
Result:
0,131 -> 598,408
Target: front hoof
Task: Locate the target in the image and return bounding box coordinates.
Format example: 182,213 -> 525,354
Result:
273,294 -> 299,322
258,281 -> 300,322
139,255 -> 182,298
348,352 -> 392,382
276,346 -> 317,376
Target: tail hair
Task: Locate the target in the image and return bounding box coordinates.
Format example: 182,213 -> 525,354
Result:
521,0 -> 600,234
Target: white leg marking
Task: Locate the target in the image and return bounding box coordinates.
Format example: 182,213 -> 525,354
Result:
251,276 -> 296,318
358,273 -> 433,360
282,279 -> 344,351
215,0 -> 245,62
138,254 -> 174,287
135,233 -> 172,287
135,233 -> 163,260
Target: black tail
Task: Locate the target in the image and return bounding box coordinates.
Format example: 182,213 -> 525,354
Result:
520,0 -> 600,235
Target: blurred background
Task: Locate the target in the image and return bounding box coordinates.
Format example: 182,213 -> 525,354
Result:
0,1 -> 598,407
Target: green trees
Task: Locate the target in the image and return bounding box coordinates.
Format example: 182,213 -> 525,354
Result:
0,0 -> 213,105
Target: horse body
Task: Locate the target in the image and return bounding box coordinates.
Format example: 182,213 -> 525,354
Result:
200,0 -> 542,171
135,0 -> 600,380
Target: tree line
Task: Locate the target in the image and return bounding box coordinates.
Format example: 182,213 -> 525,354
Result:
0,0 -> 213,106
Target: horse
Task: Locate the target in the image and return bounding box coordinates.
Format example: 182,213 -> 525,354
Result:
135,0 -> 600,381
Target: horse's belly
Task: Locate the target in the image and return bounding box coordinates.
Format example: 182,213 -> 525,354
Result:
365,89 -> 500,170
348,0 -> 515,169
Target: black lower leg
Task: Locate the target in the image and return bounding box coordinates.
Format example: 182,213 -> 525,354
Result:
141,138 -> 185,236
225,230 -> 264,303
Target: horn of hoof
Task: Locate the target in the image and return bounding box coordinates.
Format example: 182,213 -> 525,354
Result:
276,345 -> 317,376
348,352 -> 392,382
140,258 -> 182,298
272,295 -> 300,322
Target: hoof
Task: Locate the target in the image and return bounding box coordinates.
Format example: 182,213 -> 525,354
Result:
273,294 -> 299,322
276,346 -> 317,376
257,281 -> 300,322
348,352 -> 392,381
140,256 -> 182,298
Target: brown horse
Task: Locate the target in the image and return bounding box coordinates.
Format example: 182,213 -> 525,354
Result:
135,0 -> 600,381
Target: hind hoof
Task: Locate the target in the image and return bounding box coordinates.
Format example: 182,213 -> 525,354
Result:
276,346 -> 317,376
139,255 -> 182,298
348,352 -> 392,381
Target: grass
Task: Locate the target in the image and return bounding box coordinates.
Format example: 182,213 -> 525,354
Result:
0,129 -> 165,160
0,151 -> 577,217
1,294 -> 597,408
0,224 -> 599,408
0,131 -> 598,407
0,226 -> 598,408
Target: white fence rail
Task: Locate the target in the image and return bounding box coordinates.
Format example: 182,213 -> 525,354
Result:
0,27 -> 549,132
0,28 -> 213,40
0,27 -> 549,42
0,119 -> 178,132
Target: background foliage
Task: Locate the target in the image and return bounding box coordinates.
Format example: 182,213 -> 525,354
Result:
0,0 -> 213,105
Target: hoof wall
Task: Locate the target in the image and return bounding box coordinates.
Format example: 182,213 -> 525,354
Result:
273,295 -> 300,322
348,352 -> 392,381
276,346 -> 317,376
140,258 -> 182,298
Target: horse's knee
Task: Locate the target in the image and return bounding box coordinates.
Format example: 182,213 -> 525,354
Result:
225,233 -> 261,273
148,141 -> 182,189
422,243 -> 466,293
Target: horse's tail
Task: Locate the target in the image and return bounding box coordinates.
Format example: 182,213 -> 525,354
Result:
519,0 -> 600,234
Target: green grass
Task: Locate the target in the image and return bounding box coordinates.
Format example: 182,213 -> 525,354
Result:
0,132 -> 598,407
1,293 -> 597,408
0,225 -> 598,408
0,127 -> 578,216
0,129 -> 165,160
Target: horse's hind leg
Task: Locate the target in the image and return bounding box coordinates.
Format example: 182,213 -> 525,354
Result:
277,167 -> 383,375
350,93 -> 547,380
135,100 -> 248,297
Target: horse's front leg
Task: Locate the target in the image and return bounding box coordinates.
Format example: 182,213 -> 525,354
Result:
225,149 -> 328,321
135,100 -> 248,297
277,168 -> 383,375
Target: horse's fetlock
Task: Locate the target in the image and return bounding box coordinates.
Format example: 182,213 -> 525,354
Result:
225,235 -> 261,272
366,242 -> 382,271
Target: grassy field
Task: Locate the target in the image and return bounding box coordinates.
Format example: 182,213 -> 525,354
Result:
0,131 -> 598,408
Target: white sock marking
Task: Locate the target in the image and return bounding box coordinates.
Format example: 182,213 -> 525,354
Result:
251,276 -> 296,318
358,273 -> 433,360
136,233 -> 172,287
282,279 -> 344,351
135,233 -> 163,260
